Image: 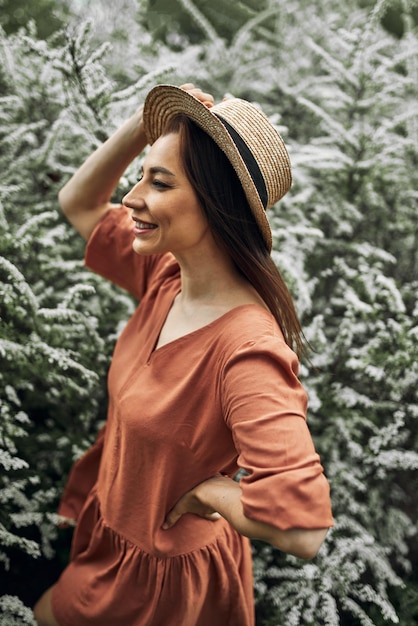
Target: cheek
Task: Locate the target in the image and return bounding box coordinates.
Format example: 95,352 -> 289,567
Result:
187,214 -> 211,245
181,211 -> 207,235
187,199 -> 208,228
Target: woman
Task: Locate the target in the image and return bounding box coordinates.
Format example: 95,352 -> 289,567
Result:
34,83 -> 333,626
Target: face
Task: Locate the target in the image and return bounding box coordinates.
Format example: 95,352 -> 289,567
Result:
122,133 -> 211,258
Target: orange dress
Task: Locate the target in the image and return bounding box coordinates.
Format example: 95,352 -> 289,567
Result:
51,206 -> 333,626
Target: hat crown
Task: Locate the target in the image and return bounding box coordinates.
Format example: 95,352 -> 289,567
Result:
209,97 -> 292,209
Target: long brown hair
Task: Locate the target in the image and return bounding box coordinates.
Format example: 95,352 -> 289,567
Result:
163,114 -> 308,360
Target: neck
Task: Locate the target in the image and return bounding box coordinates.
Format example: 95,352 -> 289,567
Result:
174,242 -> 245,305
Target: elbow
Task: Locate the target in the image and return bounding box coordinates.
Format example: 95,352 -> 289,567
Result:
273,527 -> 329,560
292,540 -> 322,560
293,528 -> 329,560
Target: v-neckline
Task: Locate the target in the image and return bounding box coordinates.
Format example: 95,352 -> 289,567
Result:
147,290 -> 270,363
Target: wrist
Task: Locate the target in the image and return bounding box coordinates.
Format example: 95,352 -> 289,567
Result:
129,105 -> 146,141
198,475 -> 240,512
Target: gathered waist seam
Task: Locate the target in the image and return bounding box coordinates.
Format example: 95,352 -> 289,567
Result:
93,492 -> 237,559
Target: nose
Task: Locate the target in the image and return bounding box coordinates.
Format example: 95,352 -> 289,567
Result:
122,180 -> 146,210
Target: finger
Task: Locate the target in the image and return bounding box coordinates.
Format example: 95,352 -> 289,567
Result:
179,84 -> 214,107
162,508 -> 182,530
189,90 -> 214,105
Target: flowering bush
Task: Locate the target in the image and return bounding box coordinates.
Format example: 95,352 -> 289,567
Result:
1,1 -> 417,623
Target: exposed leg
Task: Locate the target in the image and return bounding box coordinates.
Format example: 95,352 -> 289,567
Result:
33,586 -> 60,626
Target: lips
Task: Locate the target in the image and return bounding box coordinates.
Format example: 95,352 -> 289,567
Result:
133,217 -> 157,230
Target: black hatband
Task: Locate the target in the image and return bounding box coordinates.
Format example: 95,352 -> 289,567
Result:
214,113 -> 268,209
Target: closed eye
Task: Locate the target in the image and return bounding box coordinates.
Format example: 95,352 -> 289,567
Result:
136,171 -> 171,190
152,179 -> 171,189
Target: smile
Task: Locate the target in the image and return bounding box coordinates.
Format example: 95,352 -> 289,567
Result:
133,217 -> 158,231
136,221 -> 157,229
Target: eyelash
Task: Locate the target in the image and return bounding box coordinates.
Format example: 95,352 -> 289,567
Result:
136,175 -> 170,190
152,180 -> 170,189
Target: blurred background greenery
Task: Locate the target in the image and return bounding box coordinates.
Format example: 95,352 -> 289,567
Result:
1,1 -> 417,624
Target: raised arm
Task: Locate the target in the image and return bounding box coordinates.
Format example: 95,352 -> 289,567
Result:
59,84 -> 215,241
58,106 -> 147,241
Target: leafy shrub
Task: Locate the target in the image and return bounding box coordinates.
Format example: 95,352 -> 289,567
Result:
1,1 -> 417,624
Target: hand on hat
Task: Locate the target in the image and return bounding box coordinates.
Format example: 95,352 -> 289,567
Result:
179,83 -> 214,108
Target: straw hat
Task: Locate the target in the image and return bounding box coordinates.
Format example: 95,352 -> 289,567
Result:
142,84 -> 292,251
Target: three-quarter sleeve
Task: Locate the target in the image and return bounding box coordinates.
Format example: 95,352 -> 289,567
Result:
84,205 -> 167,300
222,336 -> 333,530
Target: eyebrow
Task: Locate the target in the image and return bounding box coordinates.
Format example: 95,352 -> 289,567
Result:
143,166 -> 176,177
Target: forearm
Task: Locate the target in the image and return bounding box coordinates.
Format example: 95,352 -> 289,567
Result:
198,476 -> 328,559
59,106 -> 147,239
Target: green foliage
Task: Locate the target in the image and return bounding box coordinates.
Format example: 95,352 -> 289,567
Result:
0,595 -> 36,625
0,0 -> 70,39
251,2 -> 418,624
1,1 -> 417,624
358,0 -> 418,37
0,20 -> 136,613
144,0 -> 270,44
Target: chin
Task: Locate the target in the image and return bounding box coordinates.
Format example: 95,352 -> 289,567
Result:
132,240 -> 154,256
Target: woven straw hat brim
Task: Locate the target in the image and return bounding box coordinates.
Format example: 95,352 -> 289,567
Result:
143,85 -> 292,251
